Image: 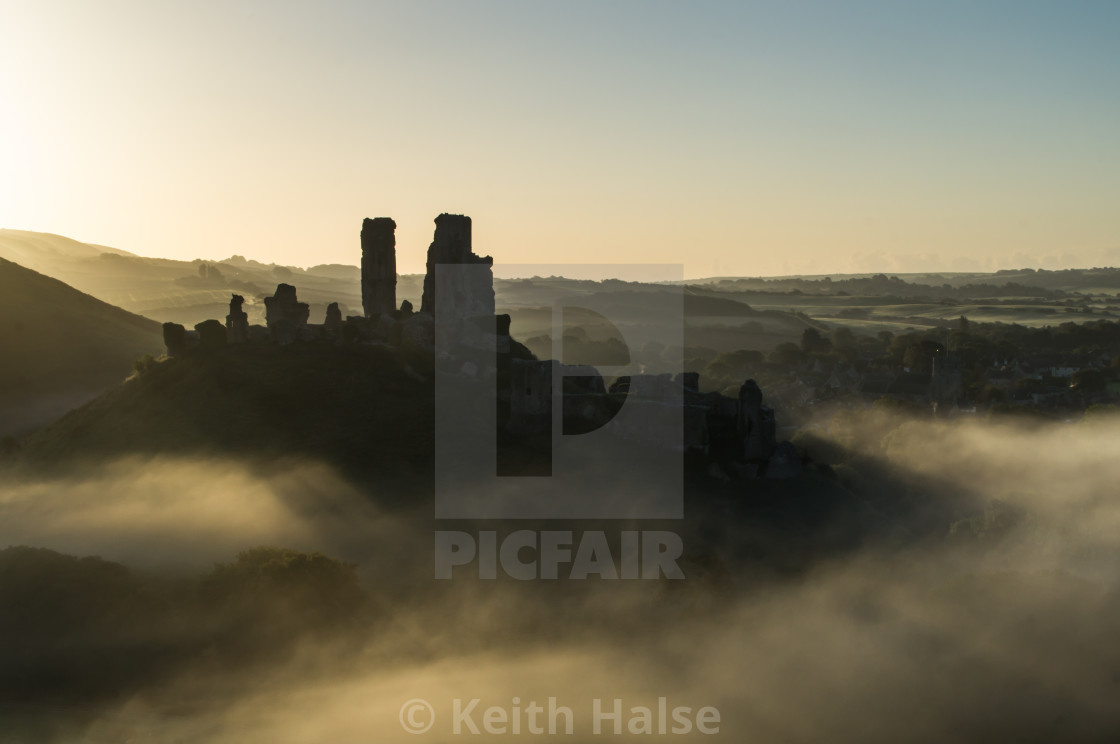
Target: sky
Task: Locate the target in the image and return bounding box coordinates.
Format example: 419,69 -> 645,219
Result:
1,0 -> 1118,277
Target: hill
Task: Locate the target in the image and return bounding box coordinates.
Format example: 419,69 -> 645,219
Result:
11,342 -> 435,495
9,227 -> 1120,379
495,278 -> 819,356
0,229 -> 410,328
0,258 -> 163,436
0,229 -> 136,268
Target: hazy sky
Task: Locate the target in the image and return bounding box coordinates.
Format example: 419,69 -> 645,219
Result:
1,1 -> 1117,277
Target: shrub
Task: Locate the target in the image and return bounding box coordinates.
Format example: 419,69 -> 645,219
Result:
132,353 -> 159,377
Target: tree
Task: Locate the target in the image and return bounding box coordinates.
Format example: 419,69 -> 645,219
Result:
770,342 -> 806,367
903,345 -> 927,373
705,349 -> 764,383
872,396 -> 923,414
132,354 -> 159,377
801,327 -> 832,354
979,384 -> 1006,404
202,547 -> 367,658
1070,368 -> 1107,394
831,327 -> 857,350
901,340 -> 942,374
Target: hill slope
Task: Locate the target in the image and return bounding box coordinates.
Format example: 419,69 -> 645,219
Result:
0,229 -> 385,327
0,229 -> 136,269
0,258 -> 163,436
11,343 -> 435,499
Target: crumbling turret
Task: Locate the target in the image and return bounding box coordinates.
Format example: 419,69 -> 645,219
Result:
163,322 -> 188,356
226,294 -> 249,344
361,217 -> 397,317
263,283 -> 309,344
419,214 -> 494,318
324,302 -> 342,337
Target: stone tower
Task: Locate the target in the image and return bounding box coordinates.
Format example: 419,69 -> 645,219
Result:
361,217 -> 397,317
419,213 -> 494,317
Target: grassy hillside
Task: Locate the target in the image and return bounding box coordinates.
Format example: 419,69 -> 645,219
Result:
0,258 -> 163,436
12,343 -> 435,496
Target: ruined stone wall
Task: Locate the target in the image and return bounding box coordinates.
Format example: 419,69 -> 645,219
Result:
263,283 -> 310,344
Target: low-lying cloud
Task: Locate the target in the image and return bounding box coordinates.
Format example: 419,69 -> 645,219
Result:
1,416 -> 1118,742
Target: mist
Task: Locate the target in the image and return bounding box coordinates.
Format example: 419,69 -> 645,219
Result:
2,416 -> 1119,742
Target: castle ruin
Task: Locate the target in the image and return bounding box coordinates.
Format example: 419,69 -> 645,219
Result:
161,213 -> 798,481
263,283 -> 310,344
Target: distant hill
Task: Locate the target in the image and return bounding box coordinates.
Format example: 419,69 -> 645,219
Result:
11,226 -> 1120,368
496,279 -> 818,354
0,229 -> 399,327
689,267 -> 1120,295
0,229 -> 136,269
0,258 -> 163,436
